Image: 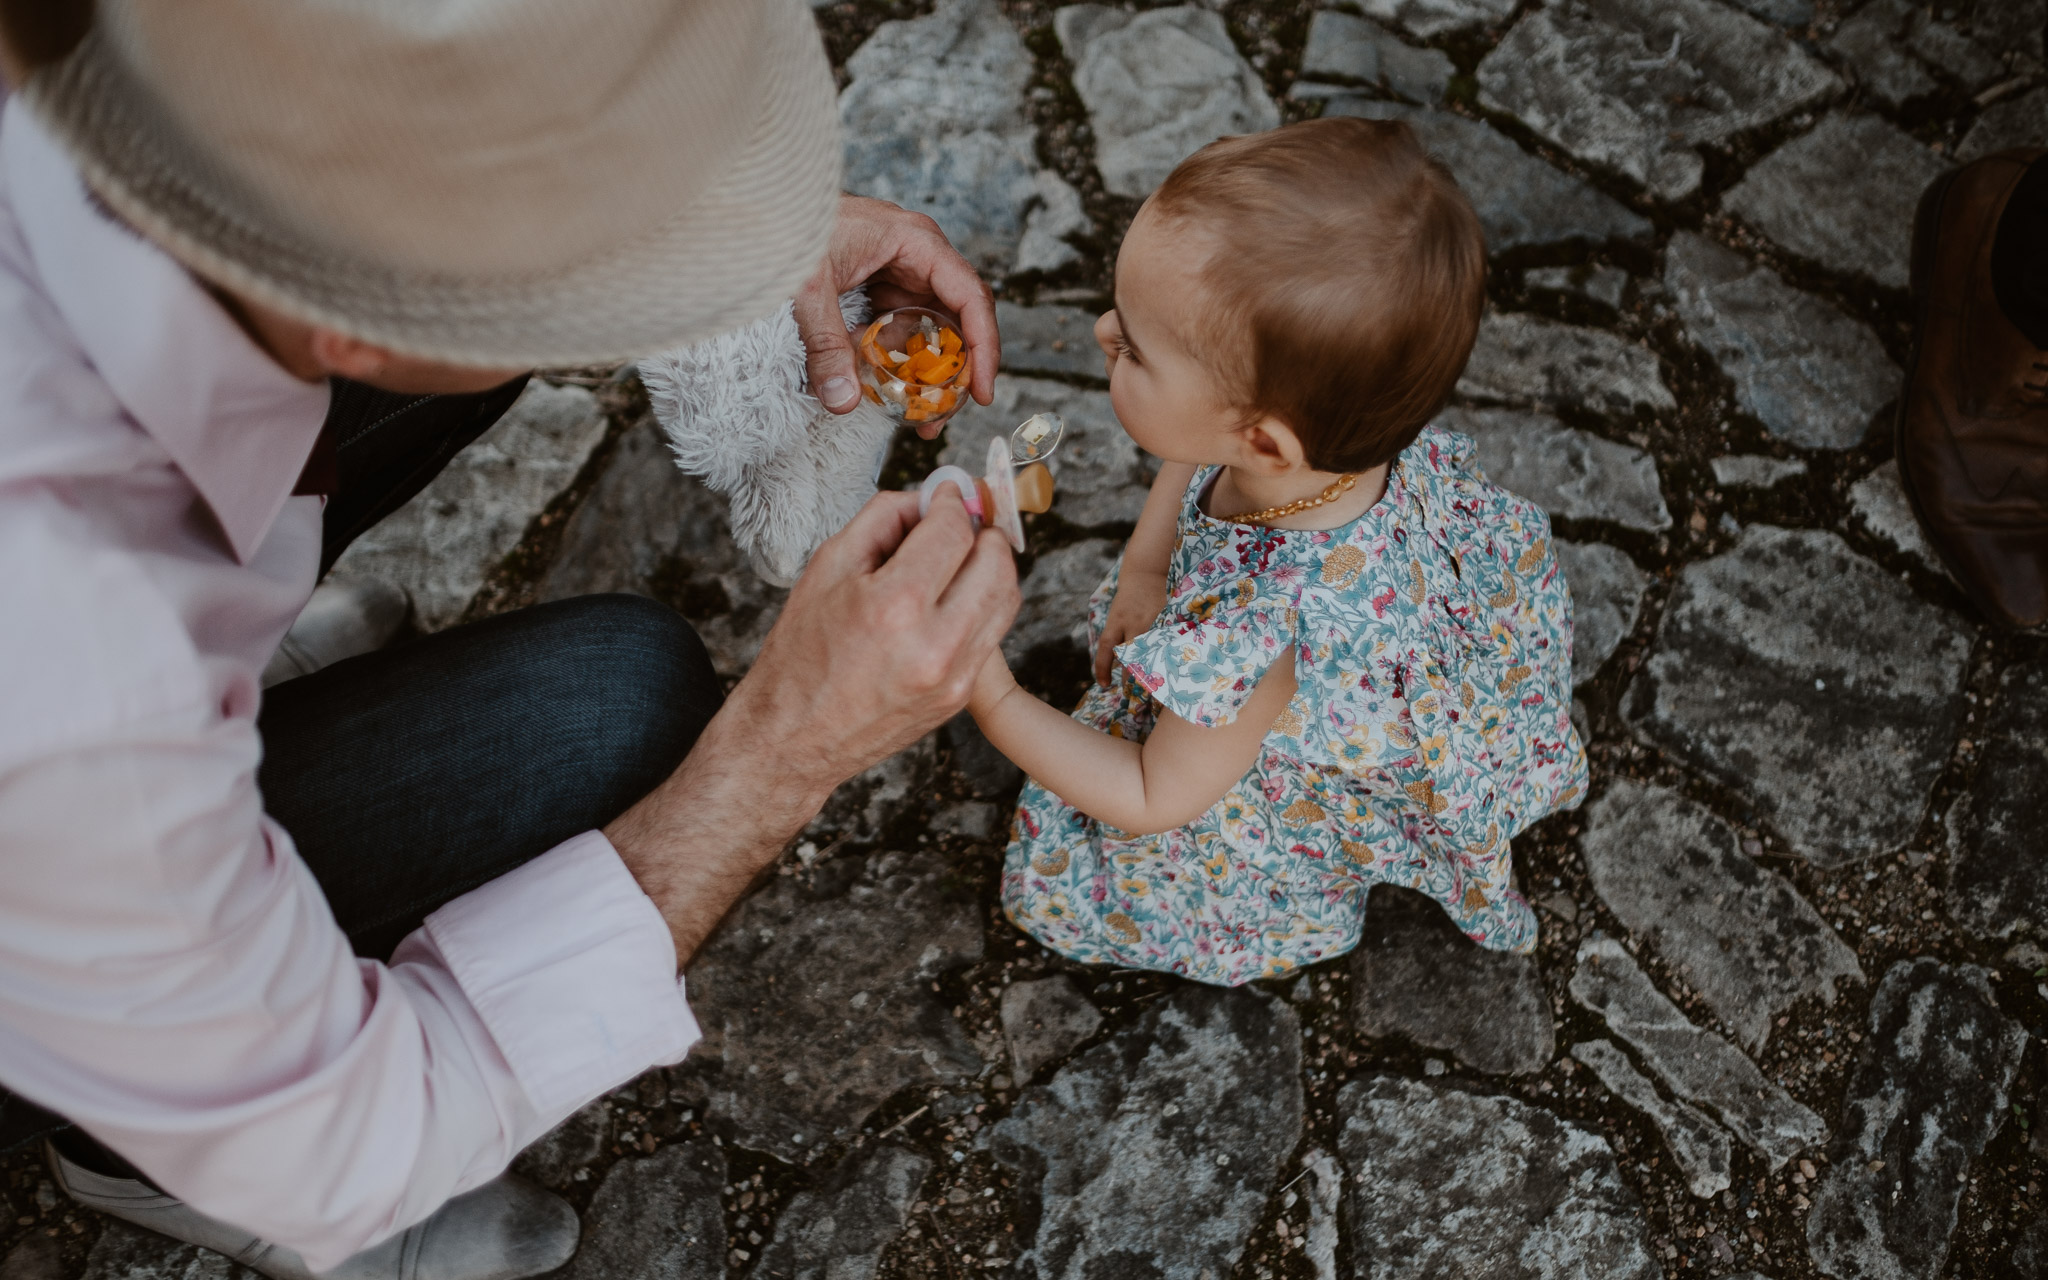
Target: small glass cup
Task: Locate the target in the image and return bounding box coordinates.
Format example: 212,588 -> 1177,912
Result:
856,307 -> 973,431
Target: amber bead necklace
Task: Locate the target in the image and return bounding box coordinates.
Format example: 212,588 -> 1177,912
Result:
1220,472 -> 1358,526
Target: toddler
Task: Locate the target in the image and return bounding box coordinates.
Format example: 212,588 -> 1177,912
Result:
965,117 -> 1587,986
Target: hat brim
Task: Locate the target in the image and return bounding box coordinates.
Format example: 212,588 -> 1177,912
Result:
24,0 -> 843,368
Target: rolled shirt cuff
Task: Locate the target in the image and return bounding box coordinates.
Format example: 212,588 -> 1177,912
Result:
419,829 -> 699,1116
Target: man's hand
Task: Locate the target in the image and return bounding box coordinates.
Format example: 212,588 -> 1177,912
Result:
793,195 -> 999,435
604,484 -> 1019,966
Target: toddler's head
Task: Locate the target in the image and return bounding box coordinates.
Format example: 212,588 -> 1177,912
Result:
1096,117 -> 1485,475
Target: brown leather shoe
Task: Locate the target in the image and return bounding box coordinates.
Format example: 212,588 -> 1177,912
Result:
1897,148 -> 2048,630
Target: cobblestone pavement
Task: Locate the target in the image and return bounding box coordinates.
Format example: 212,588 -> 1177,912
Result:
6,2 -> 2046,1279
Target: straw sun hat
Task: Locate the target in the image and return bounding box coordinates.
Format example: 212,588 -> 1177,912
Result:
16,0 -> 844,367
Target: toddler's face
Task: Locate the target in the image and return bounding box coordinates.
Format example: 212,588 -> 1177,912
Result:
1094,205 -> 1246,466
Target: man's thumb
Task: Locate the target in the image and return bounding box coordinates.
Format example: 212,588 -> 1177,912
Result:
795,285 -> 861,414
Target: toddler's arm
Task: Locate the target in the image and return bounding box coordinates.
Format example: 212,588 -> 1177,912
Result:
970,644 -> 1296,835
1094,461 -> 1196,686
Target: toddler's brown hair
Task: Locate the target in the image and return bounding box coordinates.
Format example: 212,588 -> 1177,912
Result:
1149,115 -> 1486,473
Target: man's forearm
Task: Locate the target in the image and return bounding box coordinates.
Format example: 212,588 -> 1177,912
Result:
603,694 -> 836,968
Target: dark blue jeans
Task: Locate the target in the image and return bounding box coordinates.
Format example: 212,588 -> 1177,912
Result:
2,380 -> 723,1160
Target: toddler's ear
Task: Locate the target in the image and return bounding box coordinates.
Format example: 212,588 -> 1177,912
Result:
1234,415 -> 1310,474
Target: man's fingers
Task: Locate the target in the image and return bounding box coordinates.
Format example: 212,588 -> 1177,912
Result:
793,270 -> 862,415
937,527 -> 1022,660
808,489 -> 920,580
881,481 -> 980,596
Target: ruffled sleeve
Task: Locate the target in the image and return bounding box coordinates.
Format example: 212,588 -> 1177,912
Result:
1116,575 -> 1301,728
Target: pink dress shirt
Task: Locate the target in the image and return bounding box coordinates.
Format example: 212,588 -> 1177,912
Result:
0,99 -> 701,1270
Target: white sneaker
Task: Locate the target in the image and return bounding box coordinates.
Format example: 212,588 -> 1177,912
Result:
262,576 -> 410,688
50,1144 -> 578,1280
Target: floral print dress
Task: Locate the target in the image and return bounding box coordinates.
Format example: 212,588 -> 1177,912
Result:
1001,426 -> 1587,987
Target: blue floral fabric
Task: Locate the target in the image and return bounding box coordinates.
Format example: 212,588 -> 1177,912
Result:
1000,426 -> 1587,986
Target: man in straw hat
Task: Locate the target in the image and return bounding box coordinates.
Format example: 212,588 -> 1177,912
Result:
0,1 -> 1018,1276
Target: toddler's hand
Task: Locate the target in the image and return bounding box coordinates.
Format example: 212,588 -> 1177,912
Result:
1094,570 -> 1168,687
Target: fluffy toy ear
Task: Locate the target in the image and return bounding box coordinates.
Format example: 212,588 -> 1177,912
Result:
640,289 -> 897,587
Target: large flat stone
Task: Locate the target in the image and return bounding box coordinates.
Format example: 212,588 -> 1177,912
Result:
755,1145 -> 931,1280
1958,87 -> 2048,163
1826,0 -> 1939,108
1001,975 -> 1105,1081
1476,0 -> 1840,201
1053,5 -> 1280,198
1351,885 -> 1555,1076
1664,233 -> 1898,450
1323,101 -> 1651,251
1300,12 -> 1455,104
1353,0 -> 1515,38
1571,938 -> 1826,1169
1335,1074 -> 1660,1279
686,851 -> 985,1160
1946,657 -> 2048,941
1579,779 -> 1862,1051
996,303 -> 1107,380
1623,526 -> 1972,866
1006,539 -> 1121,666
803,734 -> 937,844
842,0 -> 1088,275
1806,960 -> 2029,1280
941,377 -> 1155,528
1722,113 -> 1945,291
1571,1038 -> 1732,1198
564,1141 -> 725,1280
539,416 -> 787,680
981,987 -> 1303,1280
1458,313 -> 1676,418
82,1222 -> 258,1280
1556,539 -> 1650,685
333,380 -> 610,632
1443,406 -> 1671,533
1848,460 -> 1945,576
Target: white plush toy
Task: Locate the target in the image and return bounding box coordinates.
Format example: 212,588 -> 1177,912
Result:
639,290 -> 896,587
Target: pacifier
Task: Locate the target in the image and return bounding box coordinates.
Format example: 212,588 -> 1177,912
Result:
917,413 -> 1064,552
